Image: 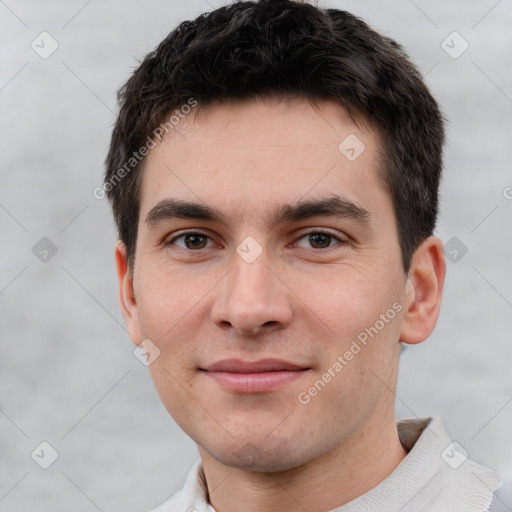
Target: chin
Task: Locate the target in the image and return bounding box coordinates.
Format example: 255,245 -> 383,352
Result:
203,436 -> 315,473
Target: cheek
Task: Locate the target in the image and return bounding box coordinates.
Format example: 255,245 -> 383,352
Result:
294,264 -> 404,386
134,263 -> 213,395
289,265 -> 385,339
134,261 -> 213,341
147,358 -> 197,432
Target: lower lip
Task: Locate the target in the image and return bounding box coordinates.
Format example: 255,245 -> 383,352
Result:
204,370 -> 308,393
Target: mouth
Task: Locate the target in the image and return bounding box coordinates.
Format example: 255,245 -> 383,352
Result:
200,358 -> 312,393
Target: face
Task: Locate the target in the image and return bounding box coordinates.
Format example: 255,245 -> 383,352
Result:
117,96 -> 427,472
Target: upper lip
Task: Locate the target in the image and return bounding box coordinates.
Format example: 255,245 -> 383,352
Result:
203,358 -> 309,373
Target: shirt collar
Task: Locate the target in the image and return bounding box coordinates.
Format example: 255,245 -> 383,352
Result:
178,417 -> 500,512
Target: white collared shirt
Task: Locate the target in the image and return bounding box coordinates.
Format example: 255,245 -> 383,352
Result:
150,416 -> 503,512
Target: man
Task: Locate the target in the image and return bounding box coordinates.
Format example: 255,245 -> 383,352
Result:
103,1 -> 510,510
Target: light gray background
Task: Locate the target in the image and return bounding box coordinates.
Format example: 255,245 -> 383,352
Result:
1,0 -> 511,510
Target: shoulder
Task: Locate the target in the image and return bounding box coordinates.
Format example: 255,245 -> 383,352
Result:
488,476 -> 512,511
147,459 -> 206,512
148,491 -> 184,512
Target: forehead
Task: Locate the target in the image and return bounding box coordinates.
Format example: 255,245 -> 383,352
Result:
138,96 -> 388,228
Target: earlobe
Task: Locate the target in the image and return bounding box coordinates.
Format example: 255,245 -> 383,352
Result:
399,236 -> 446,345
114,240 -> 142,346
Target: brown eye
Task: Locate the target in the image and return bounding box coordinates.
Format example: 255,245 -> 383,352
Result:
294,230 -> 344,250
183,234 -> 208,249
168,232 -> 213,250
308,233 -> 332,249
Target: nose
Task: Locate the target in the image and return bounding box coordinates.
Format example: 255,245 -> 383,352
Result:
211,251 -> 294,337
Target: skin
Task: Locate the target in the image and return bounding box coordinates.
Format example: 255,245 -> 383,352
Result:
115,96 -> 446,512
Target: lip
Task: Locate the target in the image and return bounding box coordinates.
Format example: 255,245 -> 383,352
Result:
201,358 -> 311,393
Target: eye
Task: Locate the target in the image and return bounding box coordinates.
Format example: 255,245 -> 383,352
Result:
165,229 -> 347,252
294,229 -> 346,249
167,232 -> 214,250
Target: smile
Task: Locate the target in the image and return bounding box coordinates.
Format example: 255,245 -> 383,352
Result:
201,358 -> 311,393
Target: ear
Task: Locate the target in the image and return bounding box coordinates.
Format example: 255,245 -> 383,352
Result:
399,236 -> 446,345
114,240 -> 143,346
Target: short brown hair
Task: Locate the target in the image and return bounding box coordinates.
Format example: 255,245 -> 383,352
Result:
104,0 -> 445,273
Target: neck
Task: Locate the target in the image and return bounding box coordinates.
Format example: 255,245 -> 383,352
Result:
199,411 -> 407,512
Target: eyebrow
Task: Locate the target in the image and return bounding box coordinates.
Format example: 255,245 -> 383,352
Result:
144,194 -> 372,230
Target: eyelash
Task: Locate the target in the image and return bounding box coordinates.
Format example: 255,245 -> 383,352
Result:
165,229 -> 347,251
